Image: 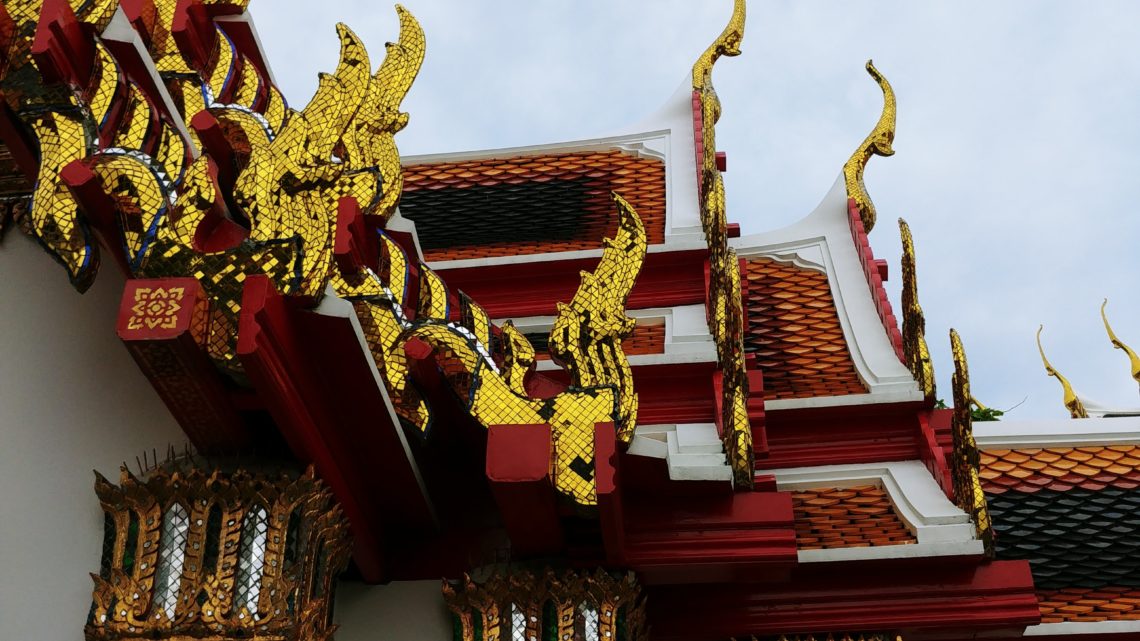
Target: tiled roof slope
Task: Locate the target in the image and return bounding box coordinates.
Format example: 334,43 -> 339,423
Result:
526,324 -> 666,361
791,485 -> 915,550
401,150 -> 665,262
1038,587 -> 1140,623
987,488 -> 1140,590
743,258 -> 866,400
980,446 -> 1140,494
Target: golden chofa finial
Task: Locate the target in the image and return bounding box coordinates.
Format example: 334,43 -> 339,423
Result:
692,0 -> 747,89
1101,299 -> 1140,389
844,60 -> 897,233
1036,325 -> 1090,418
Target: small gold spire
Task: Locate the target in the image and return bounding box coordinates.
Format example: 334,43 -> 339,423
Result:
1036,325 -> 1090,419
1101,299 -> 1140,389
844,60 -> 896,233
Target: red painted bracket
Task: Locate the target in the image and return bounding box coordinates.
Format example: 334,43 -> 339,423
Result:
61,160 -> 129,275
595,423 -> 627,565
117,277 -> 250,452
171,0 -> 216,74
32,0 -> 94,87
486,424 -> 565,557
334,197 -> 378,275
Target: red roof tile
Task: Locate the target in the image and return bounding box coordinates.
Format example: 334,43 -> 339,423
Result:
792,485 -> 916,550
744,258 -> 867,400
980,446 -> 1140,494
1039,587 -> 1140,623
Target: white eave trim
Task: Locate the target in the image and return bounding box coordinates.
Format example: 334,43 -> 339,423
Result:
1024,621 -> 1140,636
498,304 -> 717,371
629,424 -> 733,483
975,415 -> 1140,449
730,174 -> 921,406
427,237 -> 709,272
771,460 -> 984,562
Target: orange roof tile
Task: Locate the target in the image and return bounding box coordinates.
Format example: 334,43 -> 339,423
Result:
1039,588 -> 1140,623
532,323 -> 665,361
979,446 -> 1140,494
401,150 -> 665,262
744,258 -> 867,400
792,485 -> 916,550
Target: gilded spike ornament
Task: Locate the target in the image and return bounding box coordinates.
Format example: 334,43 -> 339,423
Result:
1102,299 -> 1140,390
443,569 -> 647,641
898,218 -> 934,400
1036,325 -> 1090,419
844,61 -> 896,233
86,465 -> 350,641
949,329 -> 995,557
690,0 -> 754,488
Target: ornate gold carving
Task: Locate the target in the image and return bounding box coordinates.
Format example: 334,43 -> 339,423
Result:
549,192 -> 645,443
898,218 -> 934,400
86,465 -> 350,641
443,569 -> 647,641
355,194 -> 646,506
691,0 -> 753,488
1102,299 -> 1140,389
8,2 -> 642,507
127,287 -> 186,331
949,329 -> 994,557
844,61 -> 896,233
1036,325 -> 1089,419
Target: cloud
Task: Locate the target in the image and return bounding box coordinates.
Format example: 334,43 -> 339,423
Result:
252,1 -> 1140,418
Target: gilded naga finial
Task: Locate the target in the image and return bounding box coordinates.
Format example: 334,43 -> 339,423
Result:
1036,325 -> 1090,418
844,60 -> 896,233
949,329 -> 994,557
899,218 -> 934,400
692,0 -> 747,89
1101,299 -> 1140,390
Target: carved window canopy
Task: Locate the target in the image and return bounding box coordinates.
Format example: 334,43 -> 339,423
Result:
86,465 -> 350,641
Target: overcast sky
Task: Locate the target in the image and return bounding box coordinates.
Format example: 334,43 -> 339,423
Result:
253,1 -> 1140,420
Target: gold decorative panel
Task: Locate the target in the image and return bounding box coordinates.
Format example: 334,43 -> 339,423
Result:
86,465 -> 350,641
443,569 -> 647,641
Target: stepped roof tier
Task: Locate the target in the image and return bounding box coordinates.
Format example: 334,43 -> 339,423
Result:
0,1 -> 1138,640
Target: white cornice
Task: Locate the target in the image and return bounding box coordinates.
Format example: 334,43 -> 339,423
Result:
770,460 -> 984,562
975,415 -> 1140,449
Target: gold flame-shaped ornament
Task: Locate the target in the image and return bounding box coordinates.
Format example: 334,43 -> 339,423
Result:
844,60 -> 896,233
1036,325 -> 1089,419
1102,299 -> 1140,390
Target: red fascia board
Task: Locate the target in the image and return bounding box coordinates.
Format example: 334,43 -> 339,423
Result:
646,559 -> 1038,640
237,276 -> 436,582
434,248 -> 708,318
756,399 -> 928,470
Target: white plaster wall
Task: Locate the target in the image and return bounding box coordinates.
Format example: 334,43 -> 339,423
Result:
0,234 -> 184,640
335,580 -> 453,641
